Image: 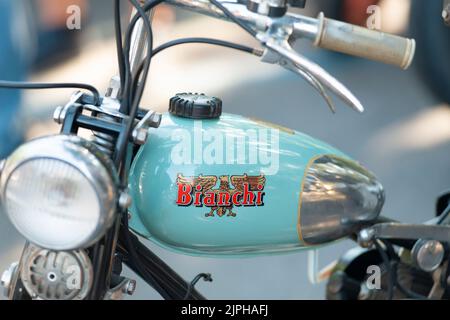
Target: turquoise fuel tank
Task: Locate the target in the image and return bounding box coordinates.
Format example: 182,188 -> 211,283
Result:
128,95 -> 384,257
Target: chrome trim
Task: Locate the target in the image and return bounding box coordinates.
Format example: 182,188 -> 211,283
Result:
358,223 -> 450,247
299,155 -> 384,245
0,135 -> 119,250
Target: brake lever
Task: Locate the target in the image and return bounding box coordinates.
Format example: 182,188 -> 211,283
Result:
262,50 -> 336,113
257,24 -> 364,113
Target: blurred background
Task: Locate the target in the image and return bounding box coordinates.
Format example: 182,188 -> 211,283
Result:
0,0 -> 449,299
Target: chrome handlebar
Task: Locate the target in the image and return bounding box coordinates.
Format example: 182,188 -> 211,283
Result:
164,0 -> 416,113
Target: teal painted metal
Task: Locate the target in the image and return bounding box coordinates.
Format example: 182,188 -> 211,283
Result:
128,112 -> 348,257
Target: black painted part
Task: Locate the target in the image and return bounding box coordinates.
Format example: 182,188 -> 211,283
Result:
117,230 -> 206,300
169,93 -> 222,119
88,219 -> 122,300
246,0 -> 287,17
61,106 -> 123,137
288,0 -> 306,8
436,190 -> 450,217
10,278 -> 31,301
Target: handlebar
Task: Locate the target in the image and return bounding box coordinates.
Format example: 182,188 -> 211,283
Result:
313,13 -> 416,70
163,0 -> 416,112
165,0 -> 415,69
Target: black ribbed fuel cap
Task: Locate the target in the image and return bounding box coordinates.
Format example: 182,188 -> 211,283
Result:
169,93 -> 222,119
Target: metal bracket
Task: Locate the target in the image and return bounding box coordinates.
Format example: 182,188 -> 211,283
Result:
132,110 -> 162,145
358,222 -> 450,248
53,91 -> 85,125
104,278 -> 137,300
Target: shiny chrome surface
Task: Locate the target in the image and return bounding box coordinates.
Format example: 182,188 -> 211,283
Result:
129,4 -> 155,74
1,262 -> 18,298
167,0 -> 364,112
164,0 -> 319,39
299,155 -> 384,245
357,223 -> 450,247
20,244 -> 93,300
165,0 -> 414,112
412,240 -> 445,272
0,135 -> 118,250
260,32 -> 364,113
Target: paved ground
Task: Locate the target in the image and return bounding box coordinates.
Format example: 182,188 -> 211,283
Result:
0,5 -> 449,300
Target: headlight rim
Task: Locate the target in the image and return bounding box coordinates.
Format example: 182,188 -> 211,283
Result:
0,134 -> 119,250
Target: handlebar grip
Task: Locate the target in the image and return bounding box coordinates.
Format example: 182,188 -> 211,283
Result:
313,13 -> 416,69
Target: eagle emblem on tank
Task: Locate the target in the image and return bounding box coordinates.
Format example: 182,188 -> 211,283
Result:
176,174 -> 266,217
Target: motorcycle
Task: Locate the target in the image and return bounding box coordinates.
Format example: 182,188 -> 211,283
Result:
0,0 -> 448,300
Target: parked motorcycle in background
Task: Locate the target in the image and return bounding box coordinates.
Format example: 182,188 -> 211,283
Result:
0,0 -> 448,300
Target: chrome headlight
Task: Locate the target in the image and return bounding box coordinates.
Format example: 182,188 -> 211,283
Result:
0,135 -> 118,250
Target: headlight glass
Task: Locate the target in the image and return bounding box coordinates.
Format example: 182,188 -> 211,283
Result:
0,135 -> 118,250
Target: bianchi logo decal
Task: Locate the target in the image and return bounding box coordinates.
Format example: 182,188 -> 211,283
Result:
176,174 -> 266,217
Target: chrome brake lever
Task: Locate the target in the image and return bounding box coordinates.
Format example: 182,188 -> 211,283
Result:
280,54 -> 337,113
257,25 -> 364,113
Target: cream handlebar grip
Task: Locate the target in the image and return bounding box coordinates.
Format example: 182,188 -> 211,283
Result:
313,13 -> 416,69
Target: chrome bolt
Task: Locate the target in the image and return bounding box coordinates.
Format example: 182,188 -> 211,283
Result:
119,192 -> 132,210
357,229 -> 375,248
53,106 -> 64,124
132,127 -> 149,145
123,279 -> 137,296
149,113 -> 162,129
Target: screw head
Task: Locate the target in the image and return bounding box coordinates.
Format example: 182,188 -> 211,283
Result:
119,192 -> 132,210
123,279 -> 136,295
357,229 -> 375,248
